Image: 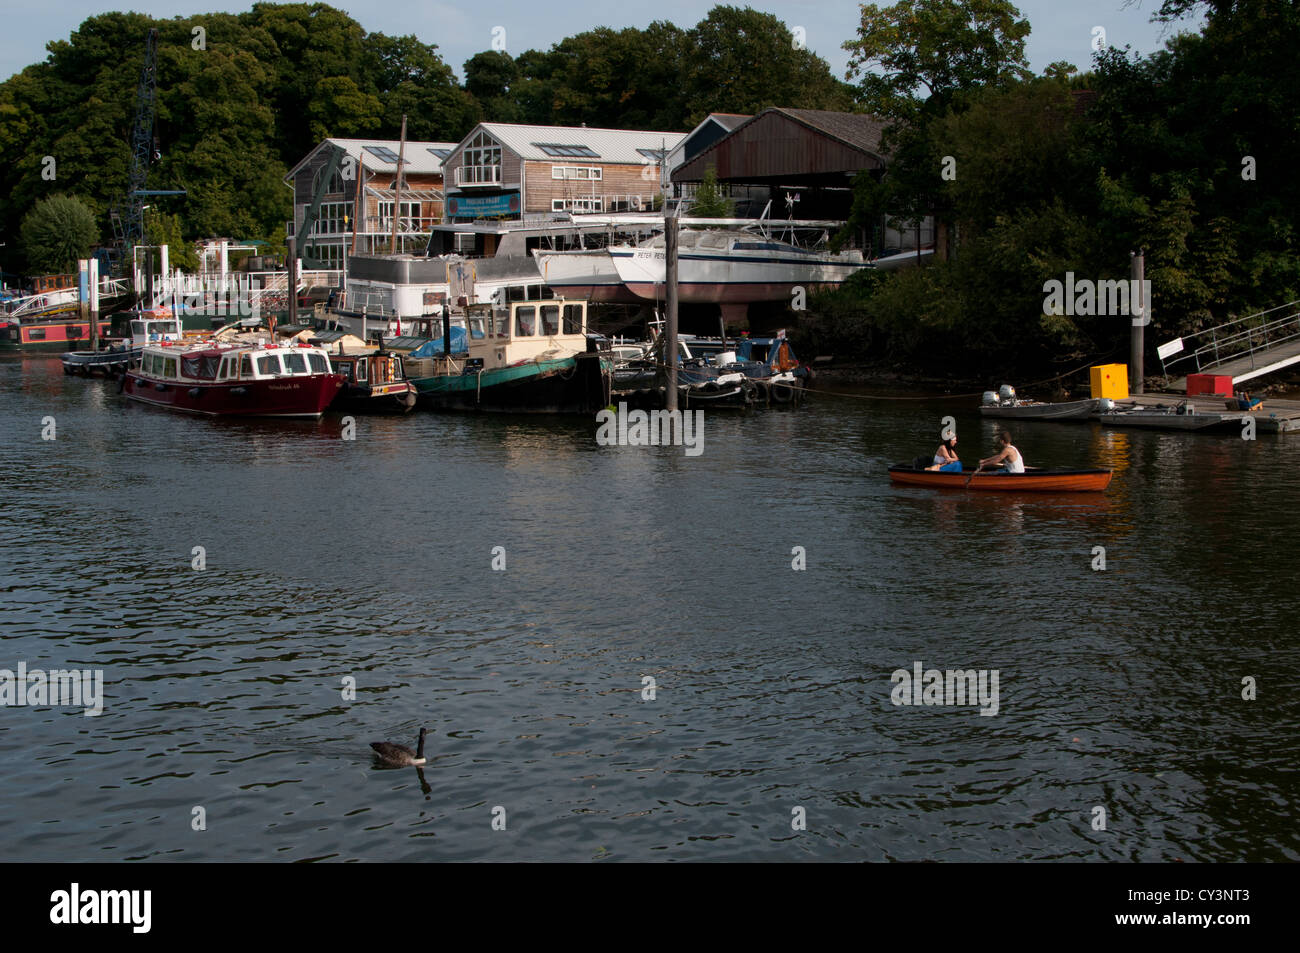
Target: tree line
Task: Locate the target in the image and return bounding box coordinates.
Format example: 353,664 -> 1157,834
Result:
803,0 -> 1300,379
0,2 -> 849,272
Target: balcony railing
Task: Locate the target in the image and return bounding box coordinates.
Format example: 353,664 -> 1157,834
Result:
457,164 -> 502,186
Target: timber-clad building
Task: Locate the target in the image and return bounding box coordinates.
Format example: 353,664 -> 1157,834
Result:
284,138 -> 458,266
439,123 -> 686,223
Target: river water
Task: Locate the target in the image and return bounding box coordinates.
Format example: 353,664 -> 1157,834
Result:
2,355 -> 1296,862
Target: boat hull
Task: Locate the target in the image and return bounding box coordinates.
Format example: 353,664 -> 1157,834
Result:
980,398 -> 1097,420
411,354 -> 610,414
888,466 -> 1113,492
331,380 -> 419,414
1,319 -> 113,352
535,251 -> 643,304
1098,411 -> 1235,432
609,247 -> 869,304
123,371 -> 345,417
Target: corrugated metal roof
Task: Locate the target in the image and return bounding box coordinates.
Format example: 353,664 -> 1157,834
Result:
285,139 -> 460,182
472,123 -> 686,164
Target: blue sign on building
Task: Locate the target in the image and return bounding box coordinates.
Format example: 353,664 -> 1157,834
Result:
447,191 -> 521,219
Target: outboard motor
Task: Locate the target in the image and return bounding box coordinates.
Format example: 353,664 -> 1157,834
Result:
1096,398 -> 1115,413
981,390 -> 999,406
998,384 -> 1016,402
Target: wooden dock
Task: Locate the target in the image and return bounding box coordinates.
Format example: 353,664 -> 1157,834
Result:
1120,393 -> 1300,433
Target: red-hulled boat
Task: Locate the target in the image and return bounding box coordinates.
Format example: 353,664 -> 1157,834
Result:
123,339 -> 344,417
888,465 -> 1113,492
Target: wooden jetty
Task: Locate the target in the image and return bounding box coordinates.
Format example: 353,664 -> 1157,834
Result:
1109,393 -> 1300,434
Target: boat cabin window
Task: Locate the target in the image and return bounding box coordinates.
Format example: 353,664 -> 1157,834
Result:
256,354 -> 281,376
515,306 -> 536,337
493,310 -> 510,338
240,355 -> 254,378
162,356 -> 178,379
181,355 -> 220,380
562,304 -> 584,334
468,317 -> 486,338
132,321 -> 146,336
391,356 -> 403,378
336,360 -> 354,381
148,321 -> 174,337
282,352 -> 308,375
540,305 -> 559,336
308,352 -> 329,374
355,359 -> 367,382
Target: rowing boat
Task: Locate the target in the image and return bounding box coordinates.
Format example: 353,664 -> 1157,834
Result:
888,465 -> 1113,492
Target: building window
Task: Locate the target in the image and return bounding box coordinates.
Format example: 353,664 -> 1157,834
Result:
534,143 -> 600,158
378,200 -> 422,232
303,243 -> 344,268
314,202 -> 350,236
551,198 -> 604,213
551,166 -> 602,180
461,131 -> 502,184
364,145 -> 408,165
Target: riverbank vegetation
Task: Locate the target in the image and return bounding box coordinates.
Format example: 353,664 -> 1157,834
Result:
801,0 -> 1300,380
0,3 -> 849,270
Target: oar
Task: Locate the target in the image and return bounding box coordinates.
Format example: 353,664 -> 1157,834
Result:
964,463 -> 986,488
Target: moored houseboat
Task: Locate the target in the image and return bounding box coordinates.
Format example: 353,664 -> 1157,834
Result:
407,298 -> 610,413
321,342 -> 417,413
122,339 -> 344,417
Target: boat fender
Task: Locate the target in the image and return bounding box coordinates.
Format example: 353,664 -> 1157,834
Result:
230,386 -> 247,396
154,382 -> 167,392
772,382 -> 793,402
187,387 -> 201,399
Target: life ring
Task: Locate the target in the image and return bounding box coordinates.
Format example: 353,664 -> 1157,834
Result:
771,381 -> 794,403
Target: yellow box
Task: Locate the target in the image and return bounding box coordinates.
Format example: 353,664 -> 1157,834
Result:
1090,363 -> 1129,400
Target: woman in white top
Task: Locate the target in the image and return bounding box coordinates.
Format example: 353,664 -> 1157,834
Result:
979,431 -> 1025,473
926,435 -> 961,471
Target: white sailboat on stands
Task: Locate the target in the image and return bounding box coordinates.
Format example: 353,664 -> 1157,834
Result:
604,202 -> 870,324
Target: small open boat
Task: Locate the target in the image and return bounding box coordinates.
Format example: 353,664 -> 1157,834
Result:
888,465 -> 1113,492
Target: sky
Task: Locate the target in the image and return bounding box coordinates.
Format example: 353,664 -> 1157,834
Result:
1,0 -> 1204,86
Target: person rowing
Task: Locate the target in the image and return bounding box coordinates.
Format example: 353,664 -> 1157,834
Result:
978,430 -> 1025,473
925,435 -> 961,472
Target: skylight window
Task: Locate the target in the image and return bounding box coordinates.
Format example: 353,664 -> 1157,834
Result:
364,146 -> 407,164
636,148 -> 666,161
427,148 -> 452,160
534,143 -> 600,158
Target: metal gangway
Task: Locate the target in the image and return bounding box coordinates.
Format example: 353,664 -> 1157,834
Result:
1159,299 -> 1300,389
1,276 -> 132,320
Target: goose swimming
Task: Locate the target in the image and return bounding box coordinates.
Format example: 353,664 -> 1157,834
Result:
370,727 -> 428,766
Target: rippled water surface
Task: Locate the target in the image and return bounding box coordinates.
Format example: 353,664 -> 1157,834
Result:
2,355 -> 1297,862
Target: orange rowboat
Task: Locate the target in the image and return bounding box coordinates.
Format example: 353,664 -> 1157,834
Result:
888,466 -> 1113,492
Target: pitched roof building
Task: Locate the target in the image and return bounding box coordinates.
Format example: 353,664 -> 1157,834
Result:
284,138 -> 459,266
440,122 -> 687,223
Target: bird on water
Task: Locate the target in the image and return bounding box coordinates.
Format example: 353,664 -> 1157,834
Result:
370,727 -> 428,766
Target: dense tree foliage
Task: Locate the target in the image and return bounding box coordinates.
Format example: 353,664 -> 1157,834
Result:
806,0 -> 1300,380
0,3 -> 846,261
20,194 -> 99,272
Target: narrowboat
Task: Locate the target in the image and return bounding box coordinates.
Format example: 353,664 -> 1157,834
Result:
122,339 -> 344,418
328,347 -> 418,413
888,465 -> 1114,493
407,299 -> 611,414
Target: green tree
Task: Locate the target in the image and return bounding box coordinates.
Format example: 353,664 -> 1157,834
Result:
683,6 -> 853,123
844,0 -> 1032,123
21,194 -> 99,273
689,167 -> 733,217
